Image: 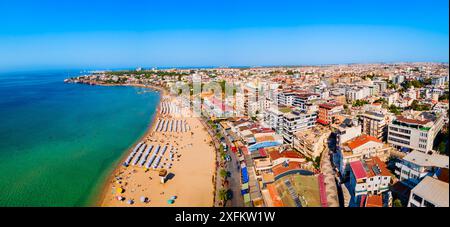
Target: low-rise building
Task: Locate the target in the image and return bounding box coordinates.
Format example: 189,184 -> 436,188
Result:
334,118 -> 362,145
395,150 -> 449,188
337,134 -> 391,178
407,176 -> 449,207
293,126 -> 331,159
349,157 -> 392,204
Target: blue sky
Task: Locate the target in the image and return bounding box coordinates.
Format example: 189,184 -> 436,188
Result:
0,0 -> 448,71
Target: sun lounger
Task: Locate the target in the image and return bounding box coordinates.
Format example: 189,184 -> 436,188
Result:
139,145 -> 153,167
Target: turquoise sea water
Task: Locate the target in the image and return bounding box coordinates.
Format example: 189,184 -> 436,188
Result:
0,70 -> 160,206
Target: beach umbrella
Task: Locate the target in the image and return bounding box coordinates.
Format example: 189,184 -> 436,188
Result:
140,196 -> 147,203
127,199 -> 134,205
167,199 -> 174,204
117,196 -> 124,201
170,196 -> 177,200
116,187 -> 124,194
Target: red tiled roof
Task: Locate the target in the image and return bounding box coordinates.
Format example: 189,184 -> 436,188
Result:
365,195 -> 383,207
258,148 -> 267,157
319,102 -> 342,110
267,184 -> 284,207
317,118 -> 329,125
395,115 -> 431,125
350,161 -> 367,179
269,150 -> 303,161
369,157 -> 391,177
272,161 -> 302,177
347,134 -> 382,150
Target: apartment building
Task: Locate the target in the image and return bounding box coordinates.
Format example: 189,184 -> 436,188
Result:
373,80 -> 387,92
337,134 -> 391,178
393,75 -> 405,85
360,110 -> 388,140
387,110 -> 445,153
395,150 -> 449,188
317,101 -> 343,125
334,118 -> 362,145
349,157 -> 392,203
282,109 -> 317,144
263,107 -> 285,134
293,93 -> 320,110
277,91 -> 297,106
431,75 -> 449,87
408,176 -> 449,207
345,86 -> 371,103
293,125 -> 331,159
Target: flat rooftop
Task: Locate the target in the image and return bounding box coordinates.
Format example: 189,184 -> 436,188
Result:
411,176 -> 449,207
271,174 -> 321,207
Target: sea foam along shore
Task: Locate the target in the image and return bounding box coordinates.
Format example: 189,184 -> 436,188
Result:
96,83 -> 216,207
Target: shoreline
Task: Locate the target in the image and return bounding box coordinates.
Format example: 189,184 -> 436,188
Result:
93,83 -> 167,207
93,82 -> 216,207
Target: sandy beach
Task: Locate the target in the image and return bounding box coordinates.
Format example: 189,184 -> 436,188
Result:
98,91 -> 216,207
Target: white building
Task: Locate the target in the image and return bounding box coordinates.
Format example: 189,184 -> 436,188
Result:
277,91 -> 297,106
345,86 -> 371,102
395,150 -> 449,188
393,75 -> 405,85
282,109 -> 317,144
335,118 -> 362,145
337,134 -> 391,178
387,110 -> 445,153
408,176 -> 449,207
349,157 -> 392,203
263,107 -> 285,134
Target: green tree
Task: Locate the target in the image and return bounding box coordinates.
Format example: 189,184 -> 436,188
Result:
220,169 -> 228,179
218,189 -> 228,201
352,99 -> 369,107
393,199 -> 403,207
389,105 -> 402,115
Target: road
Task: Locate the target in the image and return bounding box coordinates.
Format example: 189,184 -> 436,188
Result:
225,149 -> 244,207
199,116 -> 243,207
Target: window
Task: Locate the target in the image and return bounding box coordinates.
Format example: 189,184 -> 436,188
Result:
412,194 -> 423,204
398,128 -> 411,134
390,132 -> 410,139
389,127 -> 399,132
423,200 -> 435,207
388,137 -> 410,145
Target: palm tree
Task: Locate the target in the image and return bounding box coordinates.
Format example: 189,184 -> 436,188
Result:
218,189 -> 228,202
220,169 -> 228,179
